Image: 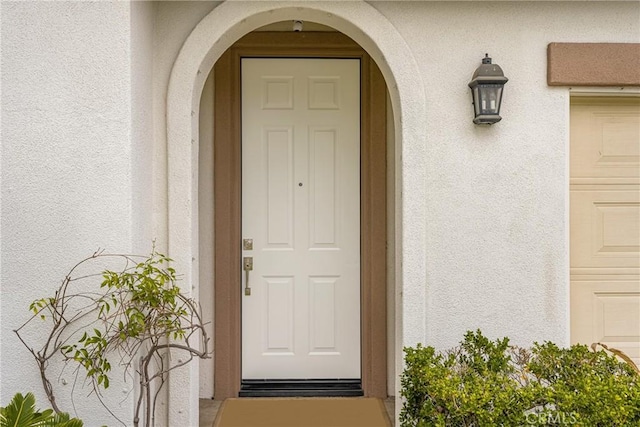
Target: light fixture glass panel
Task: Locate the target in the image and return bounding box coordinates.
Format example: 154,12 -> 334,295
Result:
478,84 -> 502,115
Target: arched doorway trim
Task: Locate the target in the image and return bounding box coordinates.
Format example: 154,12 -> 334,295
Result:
166,2 -> 427,425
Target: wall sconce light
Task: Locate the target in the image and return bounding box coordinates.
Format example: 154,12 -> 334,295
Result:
468,54 -> 508,125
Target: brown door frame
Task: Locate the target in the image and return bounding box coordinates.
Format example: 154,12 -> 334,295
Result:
213,32 -> 387,399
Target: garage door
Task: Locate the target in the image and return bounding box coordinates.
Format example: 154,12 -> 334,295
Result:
570,97 -> 640,366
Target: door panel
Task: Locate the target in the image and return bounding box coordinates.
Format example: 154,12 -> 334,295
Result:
241,58 -> 361,379
570,189 -> 640,268
570,97 -> 640,367
570,99 -> 640,181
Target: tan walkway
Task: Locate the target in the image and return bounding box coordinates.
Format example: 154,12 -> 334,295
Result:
200,398 -> 395,427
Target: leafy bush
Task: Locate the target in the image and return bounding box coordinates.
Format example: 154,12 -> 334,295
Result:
400,330 -> 640,427
15,249 -> 209,427
0,392 -> 82,427
528,342 -> 640,425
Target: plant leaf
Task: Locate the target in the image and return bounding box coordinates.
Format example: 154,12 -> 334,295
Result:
0,392 -> 36,427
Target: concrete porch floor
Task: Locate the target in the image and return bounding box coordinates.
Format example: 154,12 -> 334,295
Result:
199,397 -> 395,427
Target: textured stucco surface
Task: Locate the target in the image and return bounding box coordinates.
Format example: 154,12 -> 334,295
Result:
131,1 -> 156,253
2,1 -> 640,426
152,1 -> 220,252
368,0 -> 639,351
548,42 -> 640,86
1,1 -> 136,424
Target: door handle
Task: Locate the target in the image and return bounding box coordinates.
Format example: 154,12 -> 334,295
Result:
243,257 -> 253,296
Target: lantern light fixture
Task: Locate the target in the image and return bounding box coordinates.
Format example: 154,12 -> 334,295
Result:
468,54 -> 508,125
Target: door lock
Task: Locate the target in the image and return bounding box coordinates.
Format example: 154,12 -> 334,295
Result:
243,257 -> 253,296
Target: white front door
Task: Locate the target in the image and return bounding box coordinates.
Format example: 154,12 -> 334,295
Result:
241,58 -> 361,379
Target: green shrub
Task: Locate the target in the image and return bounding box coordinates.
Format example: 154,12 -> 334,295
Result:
528,342 -> 640,426
400,330 -> 640,427
0,392 -> 83,427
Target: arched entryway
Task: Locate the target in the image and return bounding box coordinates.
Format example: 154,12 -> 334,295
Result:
209,29 -> 388,399
166,2 -> 427,425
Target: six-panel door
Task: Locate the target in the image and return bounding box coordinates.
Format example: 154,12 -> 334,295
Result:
241,58 -> 361,379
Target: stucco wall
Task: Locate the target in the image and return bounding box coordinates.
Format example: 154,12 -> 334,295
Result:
152,1 -> 220,248
198,71 -> 216,399
0,1 -> 152,424
131,1 -> 156,253
2,0 -> 639,426
367,0 -> 639,350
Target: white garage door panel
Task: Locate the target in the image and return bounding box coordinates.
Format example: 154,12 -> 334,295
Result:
571,279 -> 640,365
570,97 -> 640,369
571,99 -> 640,181
570,189 -> 640,268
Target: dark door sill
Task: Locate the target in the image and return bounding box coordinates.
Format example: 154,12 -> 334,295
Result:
239,379 -> 363,397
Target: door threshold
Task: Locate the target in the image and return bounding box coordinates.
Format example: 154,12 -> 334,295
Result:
239,379 -> 363,397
